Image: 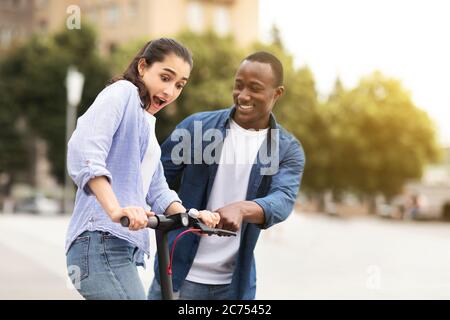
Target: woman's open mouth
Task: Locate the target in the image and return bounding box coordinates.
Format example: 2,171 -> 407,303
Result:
151,96 -> 167,110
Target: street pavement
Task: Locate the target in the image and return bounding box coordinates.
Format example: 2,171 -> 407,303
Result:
1,212 -> 450,299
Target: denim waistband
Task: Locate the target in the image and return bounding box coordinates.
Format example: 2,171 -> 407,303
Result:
76,230 -> 141,262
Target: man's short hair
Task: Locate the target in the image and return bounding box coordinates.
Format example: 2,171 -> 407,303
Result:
243,51 -> 284,87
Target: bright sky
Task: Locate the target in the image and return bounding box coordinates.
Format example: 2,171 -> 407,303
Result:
259,0 -> 450,146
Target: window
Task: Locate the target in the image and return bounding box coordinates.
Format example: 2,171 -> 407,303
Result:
107,4 -> 120,25
186,1 -> 204,32
38,19 -> 48,31
128,0 -> 139,19
35,0 -> 48,9
213,5 -> 230,36
87,7 -> 98,22
0,28 -> 13,48
14,0 -> 25,8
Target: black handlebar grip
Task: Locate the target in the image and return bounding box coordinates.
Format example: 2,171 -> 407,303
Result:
120,216 -> 130,227
120,216 -> 159,228
147,216 -> 159,228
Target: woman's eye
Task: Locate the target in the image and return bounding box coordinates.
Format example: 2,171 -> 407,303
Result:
161,75 -> 170,81
176,84 -> 185,90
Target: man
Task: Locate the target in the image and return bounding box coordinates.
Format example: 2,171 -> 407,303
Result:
148,51 -> 305,299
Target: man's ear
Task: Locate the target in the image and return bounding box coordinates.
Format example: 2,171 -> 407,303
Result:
274,86 -> 285,100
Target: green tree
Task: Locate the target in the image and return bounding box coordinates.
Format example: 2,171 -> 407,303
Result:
0,56 -> 28,205
0,25 -> 110,186
335,72 -> 441,203
269,24 -> 284,50
280,68 -> 349,207
0,38 -> 50,202
323,78 -> 350,201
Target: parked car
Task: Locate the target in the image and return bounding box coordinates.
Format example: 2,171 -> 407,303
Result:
14,195 -> 61,215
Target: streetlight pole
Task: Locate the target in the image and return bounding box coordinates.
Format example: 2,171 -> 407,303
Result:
64,66 -> 84,214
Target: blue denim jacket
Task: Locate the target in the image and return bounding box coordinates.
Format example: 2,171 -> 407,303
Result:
65,80 -> 180,265
154,107 -> 305,299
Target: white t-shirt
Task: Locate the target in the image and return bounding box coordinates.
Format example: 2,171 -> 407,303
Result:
186,119 -> 268,284
141,111 -> 161,210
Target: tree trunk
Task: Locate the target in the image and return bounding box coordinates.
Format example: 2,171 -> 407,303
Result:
367,195 -> 377,215
315,193 -> 325,212
0,174 -> 14,213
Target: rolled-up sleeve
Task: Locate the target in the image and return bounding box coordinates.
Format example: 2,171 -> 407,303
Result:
253,138 -> 305,229
146,161 -> 181,215
67,83 -> 130,195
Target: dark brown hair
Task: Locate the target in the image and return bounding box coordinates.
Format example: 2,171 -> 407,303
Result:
111,38 -> 193,108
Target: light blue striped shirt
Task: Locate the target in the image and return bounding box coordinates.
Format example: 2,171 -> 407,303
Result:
65,80 -> 180,265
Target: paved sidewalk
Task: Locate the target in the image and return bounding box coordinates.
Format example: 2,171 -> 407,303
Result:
1,212 -> 450,299
0,242 -> 79,299
256,213 -> 450,299
0,215 -> 80,299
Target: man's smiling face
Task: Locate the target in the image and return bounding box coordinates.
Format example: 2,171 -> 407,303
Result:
232,60 -> 284,130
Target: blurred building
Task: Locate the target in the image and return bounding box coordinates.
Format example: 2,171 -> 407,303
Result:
1,0 -> 259,54
0,0 -> 34,50
403,146 -> 450,220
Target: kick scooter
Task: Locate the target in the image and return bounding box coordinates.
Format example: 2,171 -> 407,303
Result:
120,212 -> 236,300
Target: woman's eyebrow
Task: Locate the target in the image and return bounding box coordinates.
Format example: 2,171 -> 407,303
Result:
163,67 -> 188,81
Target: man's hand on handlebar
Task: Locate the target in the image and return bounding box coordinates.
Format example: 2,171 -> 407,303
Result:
215,204 -> 243,232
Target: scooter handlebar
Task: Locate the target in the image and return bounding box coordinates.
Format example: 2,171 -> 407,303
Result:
120,213 -> 237,237
120,216 -> 159,229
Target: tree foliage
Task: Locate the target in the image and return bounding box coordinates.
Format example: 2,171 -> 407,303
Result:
0,25 -> 110,185
333,72 -> 441,199
0,25 -> 441,204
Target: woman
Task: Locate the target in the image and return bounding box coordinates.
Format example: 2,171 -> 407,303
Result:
65,38 -> 219,300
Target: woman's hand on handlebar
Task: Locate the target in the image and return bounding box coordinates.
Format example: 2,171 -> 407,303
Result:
197,210 -> 220,228
110,207 -> 155,231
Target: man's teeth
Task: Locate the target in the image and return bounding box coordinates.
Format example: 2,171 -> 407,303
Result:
240,105 -> 253,110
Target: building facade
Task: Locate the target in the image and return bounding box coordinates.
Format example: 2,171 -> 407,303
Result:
1,0 -> 259,54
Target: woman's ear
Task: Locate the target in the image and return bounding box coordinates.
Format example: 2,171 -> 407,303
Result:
137,58 -> 147,77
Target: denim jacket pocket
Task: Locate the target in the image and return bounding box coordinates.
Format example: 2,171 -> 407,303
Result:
67,235 -> 90,283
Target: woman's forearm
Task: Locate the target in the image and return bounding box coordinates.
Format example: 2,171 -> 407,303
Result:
164,201 -> 186,216
88,176 -> 152,230
87,176 -> 121,219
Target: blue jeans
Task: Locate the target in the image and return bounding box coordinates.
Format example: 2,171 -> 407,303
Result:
66,231 -> 146,300
148,278 -> 231,300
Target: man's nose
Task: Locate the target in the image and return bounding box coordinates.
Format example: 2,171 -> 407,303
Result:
238,90 -> 251,104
